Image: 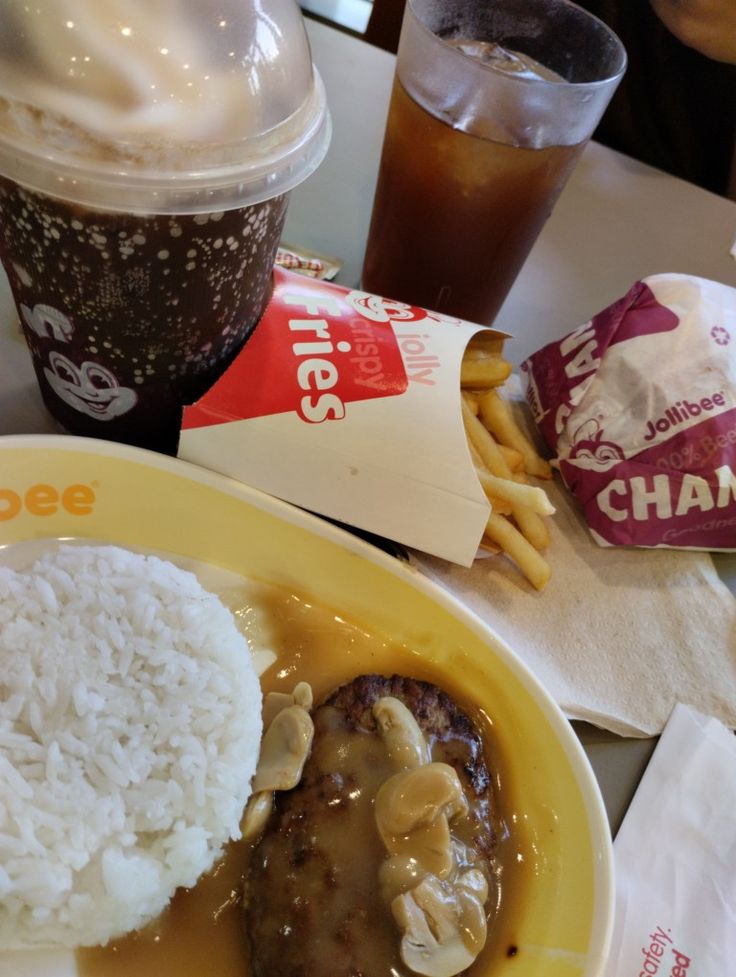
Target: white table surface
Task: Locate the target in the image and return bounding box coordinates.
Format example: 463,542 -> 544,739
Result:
0,16 -> 734,833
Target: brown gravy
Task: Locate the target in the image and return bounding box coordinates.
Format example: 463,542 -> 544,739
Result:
78,583 -> 527,977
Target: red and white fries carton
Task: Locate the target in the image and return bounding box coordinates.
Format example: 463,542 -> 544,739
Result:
521,273 -> 736,550
180,267 -> 506,565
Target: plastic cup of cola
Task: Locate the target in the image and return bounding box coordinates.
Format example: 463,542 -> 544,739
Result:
361,0 -> 626,327
0,0 -> 330,453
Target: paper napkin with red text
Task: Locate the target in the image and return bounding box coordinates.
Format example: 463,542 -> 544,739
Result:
603,704 -> 736,976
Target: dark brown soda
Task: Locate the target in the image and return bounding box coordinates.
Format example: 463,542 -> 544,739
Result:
362,78 -> 585,325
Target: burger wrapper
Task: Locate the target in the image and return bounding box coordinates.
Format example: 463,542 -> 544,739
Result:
179,267 -> 505,565
521,274 -> 736,550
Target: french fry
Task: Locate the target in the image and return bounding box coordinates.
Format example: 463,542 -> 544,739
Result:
462,390 -> 481,415
511,505 -> 550,552
510,471 -> 553,547
464,334 -> 507,359
461,395 -> 513,478
460,357 -> 513,388
462,345 -> 495,360
463,394 -> 548,543
478,389 -> 552,479
475,469 -> 555,516
498,444 -> 524,472
484,513 -> 551,591
460,342 -> 556,587
468,430 -> 514,515
477,538 -> 502,555
478,487 -> 514,516
467,438 -> 483,467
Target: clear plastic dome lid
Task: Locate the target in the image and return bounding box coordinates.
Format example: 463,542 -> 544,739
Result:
0,0 -> 330,213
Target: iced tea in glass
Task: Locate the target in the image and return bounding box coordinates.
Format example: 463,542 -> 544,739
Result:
362,0 -> 626,326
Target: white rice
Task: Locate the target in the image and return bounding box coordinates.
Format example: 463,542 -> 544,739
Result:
0,544 -> 262,949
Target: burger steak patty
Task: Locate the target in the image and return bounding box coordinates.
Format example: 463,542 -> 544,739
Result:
244,673 -> 499,977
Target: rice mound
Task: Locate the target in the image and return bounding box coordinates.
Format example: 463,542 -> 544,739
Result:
0,544 -> 262,949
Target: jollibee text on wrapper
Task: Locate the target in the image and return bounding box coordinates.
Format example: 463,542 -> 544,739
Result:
521,273 -> 736,550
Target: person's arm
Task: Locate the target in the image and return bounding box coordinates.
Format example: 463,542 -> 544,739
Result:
650,0 -> 736,62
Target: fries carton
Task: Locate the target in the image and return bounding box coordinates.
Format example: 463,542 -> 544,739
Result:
521,273 -> 736,550
179,267 -> 507,565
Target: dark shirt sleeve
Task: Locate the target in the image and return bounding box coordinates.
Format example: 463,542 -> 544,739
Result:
558,1 -> 736,195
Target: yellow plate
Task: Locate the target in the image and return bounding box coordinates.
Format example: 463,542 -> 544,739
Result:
0,435 -> 613,977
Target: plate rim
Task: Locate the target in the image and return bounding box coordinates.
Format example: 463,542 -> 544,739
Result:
0,432 -> 615,974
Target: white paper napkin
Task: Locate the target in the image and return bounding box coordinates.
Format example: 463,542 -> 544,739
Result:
412,473 -> 736,737
603,704 -> 736,975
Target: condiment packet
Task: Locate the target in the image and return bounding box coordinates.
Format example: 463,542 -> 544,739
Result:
604,704 -> 736,976
275,242 -> 342,280
179,266 -> 506,565
521,274 -> 736,550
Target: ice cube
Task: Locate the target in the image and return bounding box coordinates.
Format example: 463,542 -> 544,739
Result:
449,39 -> 563,83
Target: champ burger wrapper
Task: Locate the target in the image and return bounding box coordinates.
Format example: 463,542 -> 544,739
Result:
179,266 -> 504,565
521,273 -> 736,550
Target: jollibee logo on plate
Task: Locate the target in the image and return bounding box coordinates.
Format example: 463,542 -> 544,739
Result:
183,269 -> 443,428
0,483 -> 96,520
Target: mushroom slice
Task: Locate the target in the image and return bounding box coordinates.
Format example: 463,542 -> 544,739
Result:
375,763 -> 469,880
455,869 -> 489,957
251,704 -> 314,793
240,790 -> 275,841
393,812 -> 453,880
393,875 -> 486,977
242,683 -> 315,842
373,696 -> 431,769
261,691 -> 297,729
379,853 -> 427,905
456,867 -> 489,903
375,762 -> 469,840
292,681 -> 313,711
262,683 -> 314,728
